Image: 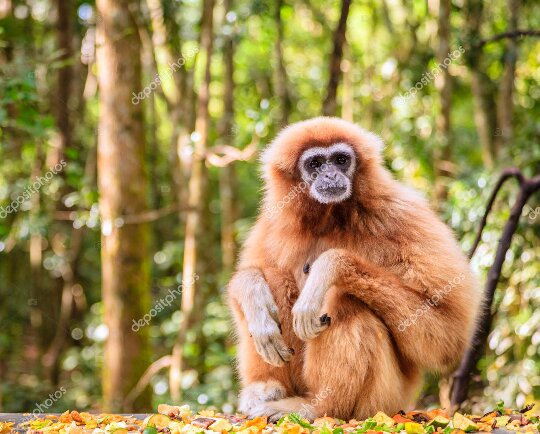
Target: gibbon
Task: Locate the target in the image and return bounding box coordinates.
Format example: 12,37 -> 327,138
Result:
227,117 -> 480,421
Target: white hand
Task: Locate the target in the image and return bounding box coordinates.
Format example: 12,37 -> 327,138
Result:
248,311 -> 293,367
237,271 -> 293,366
292,252 -> 334,340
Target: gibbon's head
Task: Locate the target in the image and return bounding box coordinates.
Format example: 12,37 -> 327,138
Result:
261,117 -> 385,206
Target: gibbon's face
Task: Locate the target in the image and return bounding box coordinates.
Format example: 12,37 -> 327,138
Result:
298,143 -> 356,204
262,118 -> 385,210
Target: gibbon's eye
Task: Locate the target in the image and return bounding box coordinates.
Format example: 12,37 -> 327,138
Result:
309,158 -> 323,169
335,154 -> 349,165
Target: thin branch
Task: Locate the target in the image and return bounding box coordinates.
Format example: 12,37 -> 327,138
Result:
52,143 -> 259,225
478,29 -> 540,47
124,355 -> 172,408
51,144 -> 257,225
274,0 -> 292,127
54,203 -> 194,224
203,142 -> 258,167
121,204 -> 186,224
468,167 -> 524,259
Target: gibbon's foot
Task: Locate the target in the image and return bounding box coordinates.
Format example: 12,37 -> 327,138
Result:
238,380 -> 286,415
247,397 -> 315,422
247,402 -> 286,423
249,316 -> 294,366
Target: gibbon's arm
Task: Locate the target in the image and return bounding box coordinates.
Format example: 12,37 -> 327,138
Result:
292,248 -> 477,372
227,222 -> 293,367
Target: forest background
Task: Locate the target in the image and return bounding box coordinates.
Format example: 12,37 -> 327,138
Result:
0,0 -> 539,416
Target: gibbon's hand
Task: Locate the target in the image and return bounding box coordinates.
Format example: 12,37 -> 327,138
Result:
248,312 -> 293,367
242,278 -> 293,367
292,301 -> 329,341
292,251 -> 337,340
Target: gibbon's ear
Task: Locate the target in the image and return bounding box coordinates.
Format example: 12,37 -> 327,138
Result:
361,130 -> 385,160
259,125 -> 300,184
259,122 -> 303,179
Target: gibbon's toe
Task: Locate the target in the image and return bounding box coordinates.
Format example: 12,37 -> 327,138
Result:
238,380 -> 286,414
247,402 -> 286,423
247,397 -> 315,422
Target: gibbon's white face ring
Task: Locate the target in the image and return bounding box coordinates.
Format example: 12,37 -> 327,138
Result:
298,143 -> 356,204
298,143 -> 356,182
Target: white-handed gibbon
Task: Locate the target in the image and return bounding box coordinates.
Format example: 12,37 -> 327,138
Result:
227,117 -> 479,421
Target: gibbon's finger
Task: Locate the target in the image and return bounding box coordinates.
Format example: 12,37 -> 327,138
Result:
320,313 -> 331,326
312,317 -> 330,337
270,334 -> 294,363
293,310 -> 313,341
251,322 -> 290,366
304,315 -> 328,340
260,300 -> 281,335
253,336 -> 283,367
258,339 -> 286,367
293,309 -> 328,341
247,402 -> 286,423
292,312 -> 304,340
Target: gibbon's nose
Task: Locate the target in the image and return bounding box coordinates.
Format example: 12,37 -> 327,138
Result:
324,170 -> 338,181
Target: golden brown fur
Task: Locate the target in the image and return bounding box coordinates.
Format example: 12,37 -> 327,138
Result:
227,117 -> 480,421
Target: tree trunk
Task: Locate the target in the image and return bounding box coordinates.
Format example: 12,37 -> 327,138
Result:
96,0 -> 152,412
219,0 -> 238,277
496,0 -> 520,149
434,0 -> 453,205
41,0 -> 78,384
42,227 -> 85,384
140,27 -> 161,211
341,41 -> 353,121
169,0 -> 215,402
51,0 -> 73,165
274,0 -> 291,127
29,143 -> 45,347
463,0 -> 499,167
145,0 -> 189,215
322,0 -> 351,116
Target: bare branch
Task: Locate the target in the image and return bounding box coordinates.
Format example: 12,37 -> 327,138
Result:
203,142 -> 258,167
468,167 -> 524,259
478,29 -> 540,47
322,0 -> 351,116
54,203 -> 194,224
124,356 -> 172,408
451,170 -> 540,407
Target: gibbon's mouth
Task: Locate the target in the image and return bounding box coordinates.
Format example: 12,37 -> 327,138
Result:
313,184 -> 351,204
